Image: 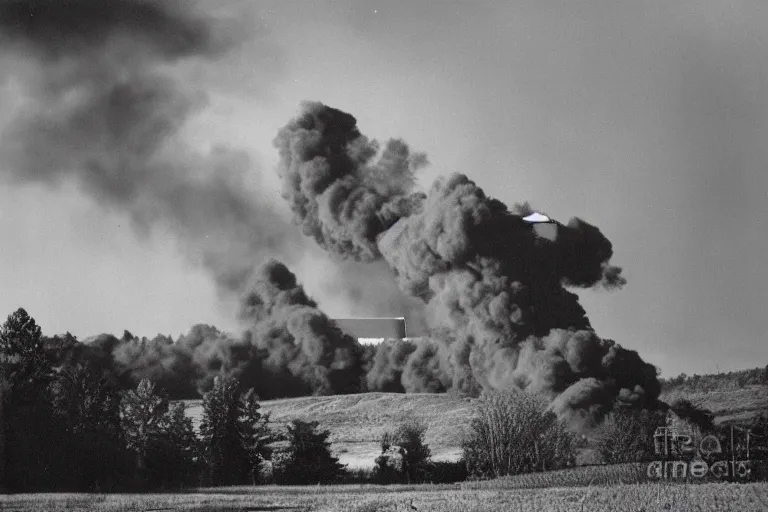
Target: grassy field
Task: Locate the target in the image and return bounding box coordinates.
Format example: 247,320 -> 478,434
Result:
2,481 -> 768,511
660,385 -> 768,425
183,393 -> 474,468
182,385 -> 768,469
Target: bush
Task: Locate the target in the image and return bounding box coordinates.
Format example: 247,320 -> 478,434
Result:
374,419 -> 431,483
462,390 -> 575,479
594,408 -> 667,464
419,460 -> 467,483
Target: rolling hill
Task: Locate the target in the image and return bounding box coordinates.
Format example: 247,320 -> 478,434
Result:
183,392 -> 475,468
182,380 -> 768,469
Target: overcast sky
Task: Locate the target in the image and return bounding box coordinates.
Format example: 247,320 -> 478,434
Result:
1,0 -> 766,378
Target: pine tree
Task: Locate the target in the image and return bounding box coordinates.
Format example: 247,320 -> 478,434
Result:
50,363 -> 128,491
120,379 -> 198,488
155,401 -> 199,487
199,376 -> 271,486
0,308 -> 52,401
275,420 -> 346,484
239,388 -> 272,479
0,309 -> 56,491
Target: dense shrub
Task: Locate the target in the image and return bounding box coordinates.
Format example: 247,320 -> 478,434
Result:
462,390 -> 575,479
594,408 -> 667,464
419,460 -> 468,483
374,419 -> 432,483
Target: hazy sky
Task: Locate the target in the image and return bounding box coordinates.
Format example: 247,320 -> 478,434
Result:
1,0 -> 766,378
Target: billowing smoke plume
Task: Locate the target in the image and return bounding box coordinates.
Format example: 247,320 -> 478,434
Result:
0,0 -> 294,288
275,102 -> 660,426
52,259 -> 365,399
364,338 -> 416,393
239,259 -> 364,395
275,102 -> 428,262
0,0 -> 427,329
0,0 -> 303,290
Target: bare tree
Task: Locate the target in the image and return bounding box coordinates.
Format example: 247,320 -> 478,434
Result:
463,390 -> 574,478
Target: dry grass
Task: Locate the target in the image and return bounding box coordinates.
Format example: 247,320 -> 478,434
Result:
2,482 -> 768,511
181,387 -> 768,469
182,393 -> 474,468
660,385 -> 768,425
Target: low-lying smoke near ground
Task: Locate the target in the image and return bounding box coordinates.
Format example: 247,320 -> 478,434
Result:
1,1 -> 660,427
58,259 -> 364,399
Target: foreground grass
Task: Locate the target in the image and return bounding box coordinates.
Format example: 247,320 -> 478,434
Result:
2,482 -> 768,512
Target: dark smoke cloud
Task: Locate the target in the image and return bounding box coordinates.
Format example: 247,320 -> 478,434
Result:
275,101 -> 428,262
50,260 -> 366,399
318,259 -> 428,335
240,259 -> 364,396
274,102 -> 659,426
364,338 -> 417,393
0,0 -> 302,291
0,2 -> 435,401
0,0 -> 426,335
0,0 -> 227,58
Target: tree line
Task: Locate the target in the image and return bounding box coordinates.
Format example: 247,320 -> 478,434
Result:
661,366 -> 768,393
0,308 -> 348,491
2,307 -> 765,491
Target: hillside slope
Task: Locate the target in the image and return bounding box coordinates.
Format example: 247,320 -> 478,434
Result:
183,384 -> 768,469
184,392 -> 476,468
660,385 -> 768,425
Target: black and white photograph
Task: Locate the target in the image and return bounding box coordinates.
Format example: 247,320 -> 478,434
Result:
0,0 -> 767,510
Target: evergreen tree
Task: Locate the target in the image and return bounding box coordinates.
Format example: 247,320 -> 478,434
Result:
239,388 -> 273,477
154,401 -> 200,487
199,376 -> 271,486
0,308 -> 57,491
120,379 -> 197,488
274,420 -> 346,485
50,363 -> 129,491
0,308 -> 53,401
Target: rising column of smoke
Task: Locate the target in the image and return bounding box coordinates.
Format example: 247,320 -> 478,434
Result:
275,102 -> 428,262
0,0 -> 303,291
275,102 -> 660,426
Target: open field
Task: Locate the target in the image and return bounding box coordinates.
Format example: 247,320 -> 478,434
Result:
182,386 -> 768,468
183,393 -> 474,468
660,385 -> 768,425
2,482 -> 768,511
